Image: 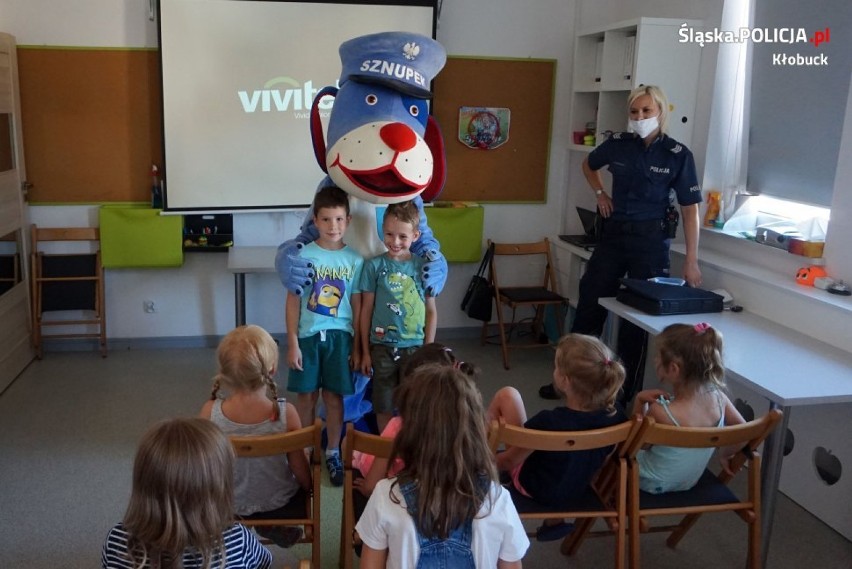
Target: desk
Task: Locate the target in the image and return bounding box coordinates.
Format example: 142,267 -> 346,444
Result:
227,246 -> 278,326
599,297 -> 852,567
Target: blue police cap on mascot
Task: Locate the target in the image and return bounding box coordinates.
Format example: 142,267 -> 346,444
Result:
276,31 -> 448,297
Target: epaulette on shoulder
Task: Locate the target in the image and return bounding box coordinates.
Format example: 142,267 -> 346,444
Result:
610,131 -> 638,141
661,135 -> 683,154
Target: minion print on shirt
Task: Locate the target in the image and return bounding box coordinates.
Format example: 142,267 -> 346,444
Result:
307,278 -> 345,317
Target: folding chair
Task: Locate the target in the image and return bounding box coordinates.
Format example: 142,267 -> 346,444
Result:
488,416 -> 643,569
30,224 -> 106,358
229,420 -> 323,569
625,409 -> 783,569
482,238 -> 568,369
340,427 -> 396,569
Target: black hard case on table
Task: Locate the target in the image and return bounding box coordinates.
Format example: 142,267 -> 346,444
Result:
616,278 -> 724,315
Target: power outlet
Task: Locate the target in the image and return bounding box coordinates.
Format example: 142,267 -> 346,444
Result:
143,300 -> 156,313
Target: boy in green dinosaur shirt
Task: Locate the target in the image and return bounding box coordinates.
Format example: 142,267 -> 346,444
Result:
358,200 -> 437,432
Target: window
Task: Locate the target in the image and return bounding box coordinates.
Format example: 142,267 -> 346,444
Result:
746,0 -> 851,207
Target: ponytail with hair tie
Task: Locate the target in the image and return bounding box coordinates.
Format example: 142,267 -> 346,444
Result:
694,322 -> 711,334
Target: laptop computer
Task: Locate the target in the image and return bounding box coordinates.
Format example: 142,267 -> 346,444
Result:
559,207 -> 601,249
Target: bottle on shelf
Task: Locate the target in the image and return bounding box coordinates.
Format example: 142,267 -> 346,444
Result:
714,198 -> 726,229
704,190 -> 721,227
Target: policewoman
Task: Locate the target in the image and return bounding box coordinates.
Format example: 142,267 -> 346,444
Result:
540,85 -> 702,404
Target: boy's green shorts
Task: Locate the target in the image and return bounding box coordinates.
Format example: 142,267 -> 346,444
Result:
288,329 -> 354,396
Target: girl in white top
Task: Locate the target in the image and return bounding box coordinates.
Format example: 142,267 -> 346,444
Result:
632,322 -> 745,493
200,325 -> 312,547
356,364 -> 529,569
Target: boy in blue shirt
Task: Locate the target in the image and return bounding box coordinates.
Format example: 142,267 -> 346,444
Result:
286,186 -> 363,486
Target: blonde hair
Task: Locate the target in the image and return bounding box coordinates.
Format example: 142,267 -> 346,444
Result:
383,200 -> 420,231
211,325 -> 280,406
122,418 -> 235,569
656,323 -> 726,390
555,334 -> 624,413
390,364 -> 496,539
628,84 -> 669,134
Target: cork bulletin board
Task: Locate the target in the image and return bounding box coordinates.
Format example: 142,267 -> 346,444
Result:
431,56 -> 556,203
17,47 -> 163,203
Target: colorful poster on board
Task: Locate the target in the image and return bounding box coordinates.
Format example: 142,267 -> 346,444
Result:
458,106 -> 510,150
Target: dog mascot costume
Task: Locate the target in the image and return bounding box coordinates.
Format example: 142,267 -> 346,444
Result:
275,31 -> 448,297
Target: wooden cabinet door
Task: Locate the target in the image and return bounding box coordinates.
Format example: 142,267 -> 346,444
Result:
0,32 -> 35,393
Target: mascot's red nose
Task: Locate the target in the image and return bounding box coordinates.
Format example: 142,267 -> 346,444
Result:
380,122 -> 417,152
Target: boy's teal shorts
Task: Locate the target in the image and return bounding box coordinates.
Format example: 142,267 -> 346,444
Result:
288,330 -> 354,396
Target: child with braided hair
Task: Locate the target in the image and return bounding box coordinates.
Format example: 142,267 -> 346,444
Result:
199,325 -> 311,548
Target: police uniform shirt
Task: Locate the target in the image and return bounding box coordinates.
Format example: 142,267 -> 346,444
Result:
588,132 -> 701,221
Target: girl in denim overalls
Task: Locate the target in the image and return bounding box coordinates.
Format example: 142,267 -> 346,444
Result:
356,364 -> 530,568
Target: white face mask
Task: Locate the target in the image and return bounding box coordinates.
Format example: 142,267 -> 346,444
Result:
629,115 -> 659,139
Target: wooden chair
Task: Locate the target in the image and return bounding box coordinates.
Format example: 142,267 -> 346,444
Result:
340,427 -> 396,569
482,238 -> 568,369
625,409 -> 783,569
229,420 -> 323,569
488,416 -> 644,569
30,224 -> 106,358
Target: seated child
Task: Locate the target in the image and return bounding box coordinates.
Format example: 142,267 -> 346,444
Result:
199,325 -> 311,548
632,322 -> 745,494
356,364 -> 529,568
352,343 -> 479,497
101,418 -> 272,569
488,333 -> 627,541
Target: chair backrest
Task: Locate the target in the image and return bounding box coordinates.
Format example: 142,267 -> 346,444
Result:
489,415 -> 641,454
230,421 -> 322,459
487,238 -> 557,292
489,414 -> 643,502
340,428 -> 396,569
228,419 -> 322,569
626,409 -> 783,477
343,428 -> 396,467
32,226 -> 100,246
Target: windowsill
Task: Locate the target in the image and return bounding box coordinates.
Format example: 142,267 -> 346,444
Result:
671,228 -> 852,316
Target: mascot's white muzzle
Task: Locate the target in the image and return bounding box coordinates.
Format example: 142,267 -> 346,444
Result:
326,120 -> 433,204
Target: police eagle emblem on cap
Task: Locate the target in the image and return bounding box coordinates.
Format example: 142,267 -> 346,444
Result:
403,42 -> 420,60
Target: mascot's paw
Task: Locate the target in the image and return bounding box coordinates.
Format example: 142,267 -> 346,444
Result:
275,240 -> 315,296
297,216 -> 320,245
420,249 -> 448,296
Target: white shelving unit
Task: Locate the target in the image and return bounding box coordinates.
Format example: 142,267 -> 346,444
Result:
569,18 -> 703,152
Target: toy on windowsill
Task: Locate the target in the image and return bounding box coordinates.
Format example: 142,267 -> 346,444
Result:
794,258 -> 851,295
795,264 -> 827,287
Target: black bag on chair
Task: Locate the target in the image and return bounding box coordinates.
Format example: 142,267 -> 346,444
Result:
461,243 -> 494,321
